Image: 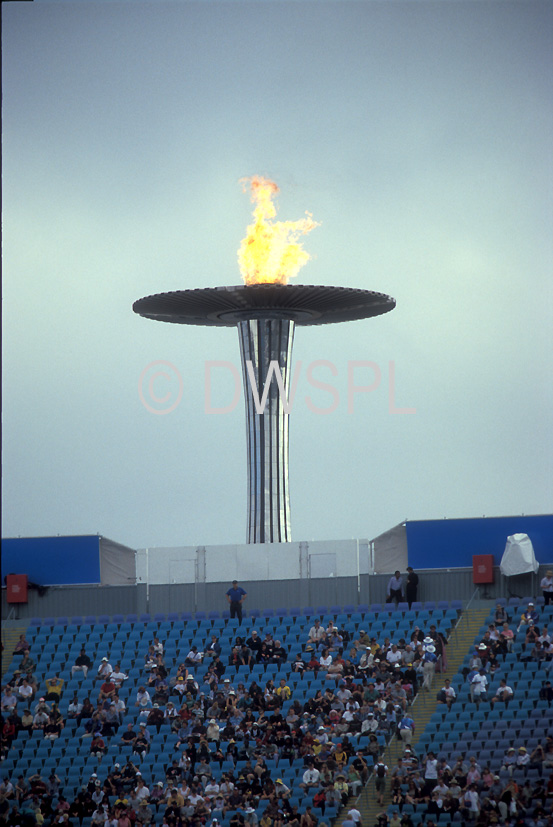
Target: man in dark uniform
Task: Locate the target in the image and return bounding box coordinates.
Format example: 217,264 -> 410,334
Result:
226,580 -> 247,622
406,567 -> 419,608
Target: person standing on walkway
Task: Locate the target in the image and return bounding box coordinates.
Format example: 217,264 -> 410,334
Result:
422,644 -> 437,692
405,567 -> 419,608
386,571 -> 403,605
226,580 -> 247,622
541,570 -> 553,605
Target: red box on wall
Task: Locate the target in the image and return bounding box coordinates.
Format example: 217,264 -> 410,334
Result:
6,574 -> 28,603
473,554 -> 494,584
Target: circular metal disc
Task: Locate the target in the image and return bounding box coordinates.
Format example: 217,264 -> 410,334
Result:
133,284 -> 395,327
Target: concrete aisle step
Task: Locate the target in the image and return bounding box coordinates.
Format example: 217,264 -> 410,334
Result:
1,625 -> 27,677
337,605 -> 491,827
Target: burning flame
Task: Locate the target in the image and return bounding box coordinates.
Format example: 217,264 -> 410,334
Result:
238,176 -> 319,285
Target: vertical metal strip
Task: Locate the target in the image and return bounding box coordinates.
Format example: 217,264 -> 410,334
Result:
237,318 -> 293,543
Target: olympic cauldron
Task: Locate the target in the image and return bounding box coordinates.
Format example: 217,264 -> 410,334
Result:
133,283 -> 395,544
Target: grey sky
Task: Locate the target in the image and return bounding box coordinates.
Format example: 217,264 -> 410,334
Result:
2,1 -> 552,551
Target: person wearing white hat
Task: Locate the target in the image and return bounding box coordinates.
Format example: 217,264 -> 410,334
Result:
96,658 -> 113,683
206,719 -> 220,742
517,602 -> 539,632
422,645 -> 437,692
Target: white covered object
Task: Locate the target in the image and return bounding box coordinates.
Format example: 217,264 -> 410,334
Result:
500,533 -> 539,576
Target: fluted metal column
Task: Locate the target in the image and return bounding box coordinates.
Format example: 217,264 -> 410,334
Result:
237,318 -> 295,544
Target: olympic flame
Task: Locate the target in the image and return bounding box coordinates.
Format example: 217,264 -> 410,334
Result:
238,176 -> 319,285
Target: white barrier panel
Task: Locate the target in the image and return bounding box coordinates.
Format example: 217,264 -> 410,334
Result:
137,538 -> 371,585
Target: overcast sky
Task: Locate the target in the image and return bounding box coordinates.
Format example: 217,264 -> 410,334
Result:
3,0 -> 552,553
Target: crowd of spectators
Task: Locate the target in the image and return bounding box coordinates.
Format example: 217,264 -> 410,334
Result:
0,608 -> 454,827
4,597 -> 551,827
375,600 -> 553,827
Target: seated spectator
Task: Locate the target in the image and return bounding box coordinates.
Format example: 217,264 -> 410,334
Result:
16,677 -> 34,705
12,635 -> 30,657
436,678 -> 456,709
151,677 -> 169,706
110,663 -> 128,689
44,714 -> 63,740
490,678 -> 514,708
539,680 -> 553,706
146,703 -> 165,733
524,622 -> 540,650
120,723 -> 137,745
19,650 -> 36,678
82,712 -> 102,738
1,686 -> 18,712
90,732 -> 107,762
307,619 -> 326,651
494,603 -> 509,624
271,640 -> 287,668
44,675 -> 64,703
77,696 -> 94,725
143,646 -> 157,671
98,677 -> 117,703
72,648 -> 93,679
102,703 -> 121,736
133,724 -> 150,759
96,657 -> 113,682
152,636 -> 164,655
20,708 -> 34,734
318,648 -> 332,672
204,634 -> 222,660
300,763 -> 320,791
517,601 -> 539,632
275,679 -> 292,702
228,646 -> 242,670
516,746 -> 530,770
523,639 -> 547,663
185,646 -> 203,667
501,747 -> 517,775
499,622 -> 514,652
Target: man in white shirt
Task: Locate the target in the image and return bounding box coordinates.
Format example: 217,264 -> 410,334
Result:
386,645 -> 402,666
300,764 -> 321,790
307,619 -> 326,650
17,679 -> 34,704
110,664 -> 128,688
437,678 -> 456,709
96,658 -> 112,682
423,752 -> 439,796
490,679 -> 513,709
470,669 -> 488,705
387,571 -> 403,604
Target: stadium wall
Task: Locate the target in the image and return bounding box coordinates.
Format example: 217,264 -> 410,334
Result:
406,513 -> 553,568
3,565 -> 551,621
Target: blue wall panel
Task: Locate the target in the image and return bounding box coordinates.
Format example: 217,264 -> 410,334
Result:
2,535 -> 101,585
405,514 -> 553,569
